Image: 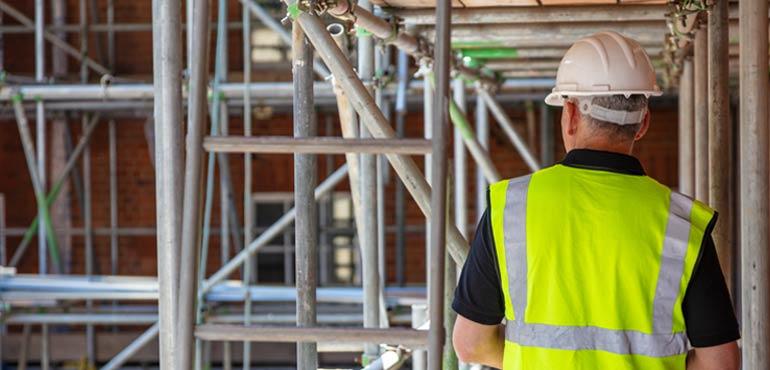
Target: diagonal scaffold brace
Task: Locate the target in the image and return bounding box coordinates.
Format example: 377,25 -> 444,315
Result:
286,0 -> 470,266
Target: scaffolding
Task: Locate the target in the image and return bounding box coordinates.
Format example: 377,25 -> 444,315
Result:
0,0 -> 768,369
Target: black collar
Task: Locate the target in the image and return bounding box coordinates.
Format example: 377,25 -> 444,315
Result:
560,149 -> 646,176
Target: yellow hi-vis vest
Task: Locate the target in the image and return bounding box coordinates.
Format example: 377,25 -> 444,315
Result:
489,164 -> 714,370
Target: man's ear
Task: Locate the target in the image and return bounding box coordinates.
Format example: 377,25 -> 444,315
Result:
634,110 -> 651,141
562,100 -> 579,136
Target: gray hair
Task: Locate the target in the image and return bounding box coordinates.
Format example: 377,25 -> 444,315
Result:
570,95 -> 649,141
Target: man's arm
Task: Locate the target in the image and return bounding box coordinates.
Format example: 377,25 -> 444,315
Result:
681,218 -> 740,370
453,314 -> 504,368
687,341 -> 740,370
451,208 -> 507,367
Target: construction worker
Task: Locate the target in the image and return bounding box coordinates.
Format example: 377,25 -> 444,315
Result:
451,31 -> 740,370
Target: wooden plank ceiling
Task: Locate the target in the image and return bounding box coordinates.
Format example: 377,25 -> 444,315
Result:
373,0 -> 665,9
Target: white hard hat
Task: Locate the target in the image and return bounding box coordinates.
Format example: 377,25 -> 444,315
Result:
544,31 -> 662,107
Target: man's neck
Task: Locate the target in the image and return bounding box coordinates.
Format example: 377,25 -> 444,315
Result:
573,139 -> 634,156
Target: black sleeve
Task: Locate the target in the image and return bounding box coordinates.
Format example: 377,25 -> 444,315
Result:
452,208 -> 505,325
682,215 -> 741,347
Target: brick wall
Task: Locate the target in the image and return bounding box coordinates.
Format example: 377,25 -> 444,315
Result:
0,0 -> 680,284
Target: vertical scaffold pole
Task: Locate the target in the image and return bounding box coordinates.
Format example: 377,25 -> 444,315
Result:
429,0 -> 450,367
452,78 -> 467,239
375,44 -> 390,329
678,59 -> 694,197
444,166 -> 458,370
394,49 -> 409,287
739,0 -> 769,368
423,60 -> 433,280
358,0 -> 380,362
707,0 -> 732,288
475,94 -> 488,222
693,26 -> 708,203
152,0 -> 184,367
178,0 -> 210,367
293,18 -> 318,370
78,0 -> 96,361
35,0 -> 47,278
242,0 -> 255,369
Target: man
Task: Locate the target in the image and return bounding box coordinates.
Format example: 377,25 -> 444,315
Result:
452,31 -> 740,370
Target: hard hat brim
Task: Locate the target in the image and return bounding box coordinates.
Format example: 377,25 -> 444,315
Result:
544,90 -> 663,107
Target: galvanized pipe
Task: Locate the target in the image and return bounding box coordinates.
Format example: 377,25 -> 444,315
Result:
52,0 -> 71,276
394,49 -> 408,287
453,78 -> 468,239
196,325 -> 429,346
444,170 -> 458,370
707,0 -> 732,288
358,0 -> 381,361
739,0 -> 769,368
293,18 -> 319,370
478,89 -> 541,172
693,27 -> 708,203
82,114 -> 95,367
375,46 -> 390,330
429,0 -> 451,367
475,94 -> 488,222
35,0 -> 47,278
178,0 -> 211,366
151,0 -> 184,368
109,120 -> 118,276
678,59 -> 695,197
423,67 -> 433,278
242,0 -> 255,368
203,137 -> 433,154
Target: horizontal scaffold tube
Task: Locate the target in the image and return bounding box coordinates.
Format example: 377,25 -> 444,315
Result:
203,136 -> 433,154
195,325 -> 428,347
0,79 -> 557,102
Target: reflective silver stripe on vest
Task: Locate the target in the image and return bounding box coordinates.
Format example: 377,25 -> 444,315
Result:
504,175 -> 532,320
502,178 -> 694,358
652,192 -> 694,333
505,321 -> 689,357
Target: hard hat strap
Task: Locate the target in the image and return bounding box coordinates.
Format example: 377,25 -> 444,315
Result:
578,99 -> 646,126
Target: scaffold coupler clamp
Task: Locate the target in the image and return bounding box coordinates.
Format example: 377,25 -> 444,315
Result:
414,58 -> 433,79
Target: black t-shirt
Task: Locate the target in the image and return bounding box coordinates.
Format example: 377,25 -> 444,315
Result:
452,149 -> 740,348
